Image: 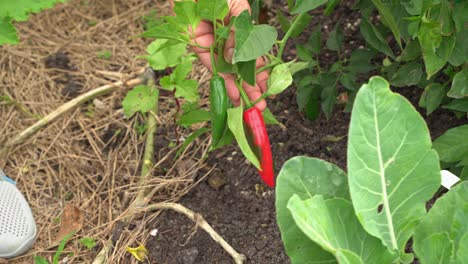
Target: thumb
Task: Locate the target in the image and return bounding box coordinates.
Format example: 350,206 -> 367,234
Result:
224,0 -> 251,63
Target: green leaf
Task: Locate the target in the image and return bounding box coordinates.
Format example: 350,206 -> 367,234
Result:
370,0 -> 402,48
390,62 -> 423,87
122,85 -> 159,118
278,11 -> 291,34
177,109 -> 210,128
443,98 -> 468,112
276,157 -> 350,264
320,74 -> 338,120
433,125 -> 468,163
414,182 -> 468,264
146,39 -> 187,70
401,0 -> 423,16
309,26 -> 322,54
399,40 -> 421,62
324,0 -> 340,16
347,76 -> 440,251
227,106 -> 260,169
346,48 -> 377,74
174,0 -> 200,30
439,0 -> 454,36
160,60 -> 199,101
0,0 -> 65,22
452,1 -> 468,32
326,23 -> 344,51
237,60 -> 257,86
420,83 -> 446,115
448,69 -> 468,99
176,127 -> 209,157
34,256 -> 49,264
449,29 -> 468,67
266,63 -> 293,96
79,237 -> 97,249
287,195 -> 398,263
53,232 -> 75,264
290,14 -> 313,38
0,17 -> 18,45
140,22 -> 189,43
291,0 -> 328,14
174,80 -> 199,101
233,11 -> 277,63
262,108 -> 280,125
197,0 -> 228,22
360,18 -> 394,58
289,61 -> 311,75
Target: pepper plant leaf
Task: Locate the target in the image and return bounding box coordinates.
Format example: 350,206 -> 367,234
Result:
173,0 -> 200,30
326,23 -> 343,52
233,10 -> 277,63
448,69 -> 468,99
390,62 -> 423,87
369,0 -> 402,48
227,106 -> 260,169
419,83 -> 446,115
347,76 -> 440,251
0,0 -> 66,21
266,63 -> 293,96
413,182 -> 468,264
146,39 -> 187,70
433,125 -> 468,163
443,98 -> 468,112
287,195 -> 398,263
276,157 -> 350,264
360,18 -> 394,58
291,0 -> 328,14
0,17 -> 18,45
197,0 -> 228,23
237,60 -> 257,86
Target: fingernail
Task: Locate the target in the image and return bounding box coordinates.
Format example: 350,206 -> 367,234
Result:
225,48 -> 234,63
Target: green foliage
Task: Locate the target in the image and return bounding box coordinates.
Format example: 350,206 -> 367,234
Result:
277,76 -> 467,264
97,50 -> 112,60
0,0 -> 66,45
122,85 -> 159,118
79,237 -> 97,249
160,59 -> 199,101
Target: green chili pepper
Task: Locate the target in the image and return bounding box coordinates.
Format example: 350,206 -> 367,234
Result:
210,75 -> 229,147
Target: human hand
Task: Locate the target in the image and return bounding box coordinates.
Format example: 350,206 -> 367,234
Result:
173,0 -> 269,111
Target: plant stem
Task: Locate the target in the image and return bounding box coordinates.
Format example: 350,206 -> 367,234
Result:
210,45 -> 218,76
132,77 -> 159,208
235,79 -> 253,109
278,13 -> 307,60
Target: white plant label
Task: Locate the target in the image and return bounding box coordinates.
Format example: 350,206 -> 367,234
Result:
441,170 -> 460,189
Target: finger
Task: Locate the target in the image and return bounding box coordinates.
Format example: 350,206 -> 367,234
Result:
191,21 -> 215,72
222,73 -> 241,106
242,81 -> 267,111
228,0 -> 252,17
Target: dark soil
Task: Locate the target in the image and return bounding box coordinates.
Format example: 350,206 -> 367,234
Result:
146,3 -> 466,264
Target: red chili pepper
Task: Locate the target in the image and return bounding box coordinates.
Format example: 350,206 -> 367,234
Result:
243,107 -> 275,187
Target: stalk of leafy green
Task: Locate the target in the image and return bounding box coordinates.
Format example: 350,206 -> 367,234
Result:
360,17 -> 394,58
433,125 -> 468,163
276,157 -> 350,264
160,60 -> 199,102
347,76 -> 440,252
288,195 -> 398,263
448,69 -> 468,99
232,10 -> 277,63
413,182 -> 468,264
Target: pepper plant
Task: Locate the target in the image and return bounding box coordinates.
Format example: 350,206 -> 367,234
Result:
276,76 -> 467,264
276,0 -> 468,120
137,0 -> 324,187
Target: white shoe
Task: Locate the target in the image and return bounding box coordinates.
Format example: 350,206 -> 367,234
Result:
0,171 -> 37,259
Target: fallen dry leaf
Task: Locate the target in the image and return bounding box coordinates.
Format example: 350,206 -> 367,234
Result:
126,244 -> 148,262
50,204 -> 83,247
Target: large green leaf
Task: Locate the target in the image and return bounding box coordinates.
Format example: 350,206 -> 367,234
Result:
233,11 -> 277,63
347,76 -> 440,251
122,85 -> 159,118
140,22 -> 190,43
276,157 -> 349,264
174,0 -> 200,30
448,69 -> 468,99
146,39 -> 187,70
414,182 -> 468,264
360,18 -> 394,58
288,195 -> 398,263
433,125 -> 468,163
0,0 -> 65,21
291,0 -> 328,14
227,106 -> 260,169
197,0 -> 229,22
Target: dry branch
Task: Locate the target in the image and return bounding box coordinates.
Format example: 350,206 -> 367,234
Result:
143,202 -> 247,264
0,69 -> 147,155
